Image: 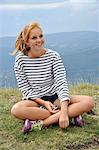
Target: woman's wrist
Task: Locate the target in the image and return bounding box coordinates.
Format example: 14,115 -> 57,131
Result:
35,98 -> 45,106
61,101 -> 68,109
42,100 -> 45,106
61,101 -> 68,114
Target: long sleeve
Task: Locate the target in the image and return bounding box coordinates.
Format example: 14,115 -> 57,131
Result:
14,56 -> 37,100
52,52 -> 70,103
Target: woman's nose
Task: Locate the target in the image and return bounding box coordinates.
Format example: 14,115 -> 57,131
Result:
37,37 -> 41,42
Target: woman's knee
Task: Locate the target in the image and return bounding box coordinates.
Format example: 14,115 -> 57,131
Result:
83,96 -> 94,111
11,103 -> 21,117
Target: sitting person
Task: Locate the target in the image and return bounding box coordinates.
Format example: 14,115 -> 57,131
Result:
11,22 -> 94,133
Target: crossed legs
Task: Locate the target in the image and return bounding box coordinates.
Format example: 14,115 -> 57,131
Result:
11,95 -> 94,127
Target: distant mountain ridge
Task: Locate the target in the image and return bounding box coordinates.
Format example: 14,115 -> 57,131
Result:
0,31 -> 99,87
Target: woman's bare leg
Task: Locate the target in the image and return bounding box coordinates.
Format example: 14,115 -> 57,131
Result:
68,95 -> 94,117
11,95 -> 94,127
54,95 -> 94,117
11,100 -> 61,127
43,111 -> 61,126
11,100 -> 51,120
43,95 -> 94,127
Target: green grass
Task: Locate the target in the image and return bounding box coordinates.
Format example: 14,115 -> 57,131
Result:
0,83 -> 99,150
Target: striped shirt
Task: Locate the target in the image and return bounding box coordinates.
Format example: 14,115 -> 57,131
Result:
14,49 -> 70,102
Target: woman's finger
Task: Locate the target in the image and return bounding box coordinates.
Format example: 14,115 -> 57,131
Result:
59,119 -> 69,129
51,109 -> 60,114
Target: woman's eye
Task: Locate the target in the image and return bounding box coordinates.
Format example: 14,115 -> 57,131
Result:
32,36 -> 37,40
31,34 -> 43,40
39,34 -> 43,38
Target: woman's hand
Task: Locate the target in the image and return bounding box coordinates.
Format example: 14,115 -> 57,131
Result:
43,101 -> 59,114
59,100 -> 69,129
59,111 -> 69,129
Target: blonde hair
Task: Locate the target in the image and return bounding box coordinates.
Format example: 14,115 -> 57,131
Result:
12,22 -> 42,55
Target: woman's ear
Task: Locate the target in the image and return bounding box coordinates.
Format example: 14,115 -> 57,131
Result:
26,39 -> 30,47
25,39 -> 30,51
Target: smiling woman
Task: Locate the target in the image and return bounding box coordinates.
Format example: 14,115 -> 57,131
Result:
11,21 -> 94,134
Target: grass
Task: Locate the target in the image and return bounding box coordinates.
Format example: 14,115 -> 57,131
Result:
0,83 -> 99,150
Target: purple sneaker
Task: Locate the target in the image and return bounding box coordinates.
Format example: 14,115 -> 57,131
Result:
22,119 -> 44,134
74,115 -> 84,127
22,119 -> 36,134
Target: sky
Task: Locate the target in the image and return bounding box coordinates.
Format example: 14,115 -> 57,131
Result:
0,0 -> 98,37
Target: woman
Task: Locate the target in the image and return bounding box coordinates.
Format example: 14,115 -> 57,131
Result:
11,22 -> 94,133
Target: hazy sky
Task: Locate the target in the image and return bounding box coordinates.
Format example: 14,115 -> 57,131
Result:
0,0 -> 98,37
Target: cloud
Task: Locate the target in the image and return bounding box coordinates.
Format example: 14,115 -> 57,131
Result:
69,0 -> 98,15
0,0 -> 98,11
69,0 -> 97,3
0,1 -> 68,10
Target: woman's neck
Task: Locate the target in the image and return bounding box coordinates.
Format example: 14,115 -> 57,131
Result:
28,48 -> 47,58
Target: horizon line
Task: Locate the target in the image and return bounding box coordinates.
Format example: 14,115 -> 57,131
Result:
0,30 -> 98,38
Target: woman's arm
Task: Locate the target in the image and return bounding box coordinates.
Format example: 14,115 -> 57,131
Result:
14,56 -> 36,99
52,52 -> 70,128
34,98 -> 45,105
52,51 -> 70,103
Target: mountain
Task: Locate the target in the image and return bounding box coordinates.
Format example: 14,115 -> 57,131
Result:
0,31 -> 99,87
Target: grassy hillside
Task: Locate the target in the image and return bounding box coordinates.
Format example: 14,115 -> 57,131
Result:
0,83 -> 99,150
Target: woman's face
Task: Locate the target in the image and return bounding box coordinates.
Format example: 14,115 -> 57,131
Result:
27,27 -> 45,52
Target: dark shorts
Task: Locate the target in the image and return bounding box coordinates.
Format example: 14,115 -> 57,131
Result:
41,93 -> 58,103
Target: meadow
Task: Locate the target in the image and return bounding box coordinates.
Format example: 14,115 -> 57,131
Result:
0,83 -> 99,150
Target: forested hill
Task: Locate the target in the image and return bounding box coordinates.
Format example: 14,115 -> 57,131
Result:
0,31 -> 99,87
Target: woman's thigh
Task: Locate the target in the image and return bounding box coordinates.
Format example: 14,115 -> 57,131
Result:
70,95 -> 92,104
12,100 -> 39,108
53,95 -> 92,108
